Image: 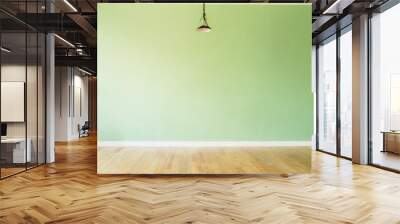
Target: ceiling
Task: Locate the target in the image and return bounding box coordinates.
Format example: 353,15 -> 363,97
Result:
0,0 -> 391,74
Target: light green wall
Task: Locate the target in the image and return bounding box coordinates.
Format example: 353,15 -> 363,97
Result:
98,3 -> 312,142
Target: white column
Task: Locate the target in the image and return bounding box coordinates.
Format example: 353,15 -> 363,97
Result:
352,14 -> 369,164
46,32 -> 55,163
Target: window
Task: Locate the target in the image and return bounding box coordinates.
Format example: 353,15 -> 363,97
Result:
339,28 -> 352,158
370,3 -> 400,171
317,36 -> 337,154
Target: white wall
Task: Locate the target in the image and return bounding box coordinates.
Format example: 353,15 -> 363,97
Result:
1,65 -> 41,138
55,67 -> 89,141
55,67 -> 70,141
71,73 -> 89,138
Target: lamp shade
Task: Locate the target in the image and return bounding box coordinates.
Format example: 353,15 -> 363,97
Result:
197,24 -> 212,32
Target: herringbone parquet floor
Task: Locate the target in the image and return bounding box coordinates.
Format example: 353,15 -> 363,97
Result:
1,135 -> 400,224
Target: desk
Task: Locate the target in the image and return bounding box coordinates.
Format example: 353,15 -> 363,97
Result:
1,138 -> 31,163
382,131 -> 400,154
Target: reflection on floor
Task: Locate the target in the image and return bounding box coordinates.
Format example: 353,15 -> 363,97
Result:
373,151 -> 400,170
0,167 -> 25,178
0,135 -> 400,223
0,162 -> 42,178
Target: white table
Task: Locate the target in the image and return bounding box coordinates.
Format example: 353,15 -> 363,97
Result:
1,138 -> 31,163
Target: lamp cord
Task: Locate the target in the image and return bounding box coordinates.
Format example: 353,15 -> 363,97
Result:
202,3 -> 208,26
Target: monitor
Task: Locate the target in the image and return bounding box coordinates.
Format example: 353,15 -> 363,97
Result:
1,123 -> 7,137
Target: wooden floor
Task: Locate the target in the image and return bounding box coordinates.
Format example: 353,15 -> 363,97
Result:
0,167 -> 26,178
373,151 -> 400,171
1,135 -> 400,223
98,146 -> 311,174
1,163 -> 43,178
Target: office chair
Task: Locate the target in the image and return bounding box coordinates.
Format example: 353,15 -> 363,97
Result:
79,121 -> 90,138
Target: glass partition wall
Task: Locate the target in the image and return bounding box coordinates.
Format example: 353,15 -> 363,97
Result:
316,26 -> 352,159
370,3 -> 400,171
0,4 -> 46,179
0,31 -> 27,177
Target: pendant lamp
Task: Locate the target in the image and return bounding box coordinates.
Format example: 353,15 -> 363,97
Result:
197,3 -> 211,32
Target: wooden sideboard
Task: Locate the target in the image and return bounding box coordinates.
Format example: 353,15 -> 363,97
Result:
382,131 -> 400,154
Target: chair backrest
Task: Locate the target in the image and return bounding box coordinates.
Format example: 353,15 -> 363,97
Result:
82,121 -> 90,129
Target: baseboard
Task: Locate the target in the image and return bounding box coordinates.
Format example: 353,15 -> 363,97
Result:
98,141 -> 311,148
